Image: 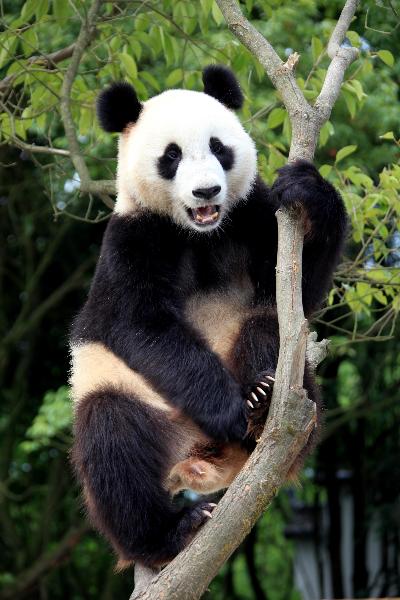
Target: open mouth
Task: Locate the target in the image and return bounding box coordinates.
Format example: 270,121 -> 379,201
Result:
187,205 -> 221,226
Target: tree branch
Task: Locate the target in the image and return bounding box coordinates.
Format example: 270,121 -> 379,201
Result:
131,1 -> 360,598
316,0 -> 360,120
214,0 -> 307,119
57,0 -> 114,208
4,135 -> 70,157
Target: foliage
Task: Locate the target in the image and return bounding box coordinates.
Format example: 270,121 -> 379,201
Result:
20,386 -> 71,454
0,0 -> 399,598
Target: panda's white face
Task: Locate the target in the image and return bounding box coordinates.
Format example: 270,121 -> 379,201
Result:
115,90 -> 257,232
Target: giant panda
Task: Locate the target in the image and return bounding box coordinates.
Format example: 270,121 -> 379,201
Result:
70,65 -> 347,569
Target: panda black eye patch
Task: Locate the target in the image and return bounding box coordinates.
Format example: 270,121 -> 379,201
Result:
209,137 -> 234,171
158,143 -> 182,180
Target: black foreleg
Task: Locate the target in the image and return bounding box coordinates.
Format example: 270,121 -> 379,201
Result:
72,388 -> 214,567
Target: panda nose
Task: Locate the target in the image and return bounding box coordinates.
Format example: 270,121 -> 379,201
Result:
192,185 -> 221,200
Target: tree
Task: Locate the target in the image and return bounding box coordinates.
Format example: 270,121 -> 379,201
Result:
1,1 -> 399,599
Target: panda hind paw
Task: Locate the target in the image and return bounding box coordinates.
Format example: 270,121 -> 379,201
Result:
179,502 -> 217,535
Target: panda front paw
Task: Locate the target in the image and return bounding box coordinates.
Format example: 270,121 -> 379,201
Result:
244,370 -> 275,442
270,160 -> 334,233
196,400 -> 248,443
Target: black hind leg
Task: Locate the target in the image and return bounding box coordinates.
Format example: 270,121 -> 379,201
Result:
72,387 -> 215,567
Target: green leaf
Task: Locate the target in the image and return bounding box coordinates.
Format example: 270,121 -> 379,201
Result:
14,119 -> 28,140
319,164 -> 332,178
335,145 -> 357,164
344,167 -> 373,189
268,146 -> 287,172
200,0 -> 213,16
266,108 -> 286,129
346,30 -> 360,47
24,386 -> 72,452
380,131 -> 395,140
374,290 -> 388,305
119,52 -> 138,80
377,50 -> 394,67
7,61 -> 24,77
319,120 -> 334,147
343,79 -> 365,102
35,0 -> 48,19
0,35 -> 18,69
21,27 -> 38,56
79,108 -> 92,135
342,89 -> 357,119
165,68 -> 183,88
345,286 -> 367,314
52,0 -> 70,24
129,39 -> 142,61
311,37 -> 323,61
139,71 -> 160,92
328,288 -> 336,306
158,27 -> 175,66
135,13 -> 150,32
211,2 -> 224,24
356,282 -> 373,306
21,0 -> 38,21
130,78 -> 148,100
362,268 -> 400,284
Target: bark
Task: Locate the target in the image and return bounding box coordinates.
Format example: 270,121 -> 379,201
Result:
131,1 -> 360,598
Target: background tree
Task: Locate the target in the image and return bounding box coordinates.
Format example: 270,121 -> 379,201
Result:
0,1 -> 399,599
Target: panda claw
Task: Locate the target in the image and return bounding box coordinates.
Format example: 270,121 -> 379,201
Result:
202,510 -> 213,519
259,381 -> 270,388
208,503 -> 217,507
247,400 -> 254,409
246,371 -> 276,440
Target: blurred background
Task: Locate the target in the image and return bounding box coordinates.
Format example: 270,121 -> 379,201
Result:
0,1 -> 399,598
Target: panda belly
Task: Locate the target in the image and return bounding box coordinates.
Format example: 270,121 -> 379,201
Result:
184,282 -> 253,369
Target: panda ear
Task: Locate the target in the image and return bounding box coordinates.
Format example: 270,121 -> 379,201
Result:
202,65 -> 244,110
97,82 -> 143,133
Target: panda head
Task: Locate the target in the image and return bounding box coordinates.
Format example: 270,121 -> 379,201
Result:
97,65 -> 257,233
